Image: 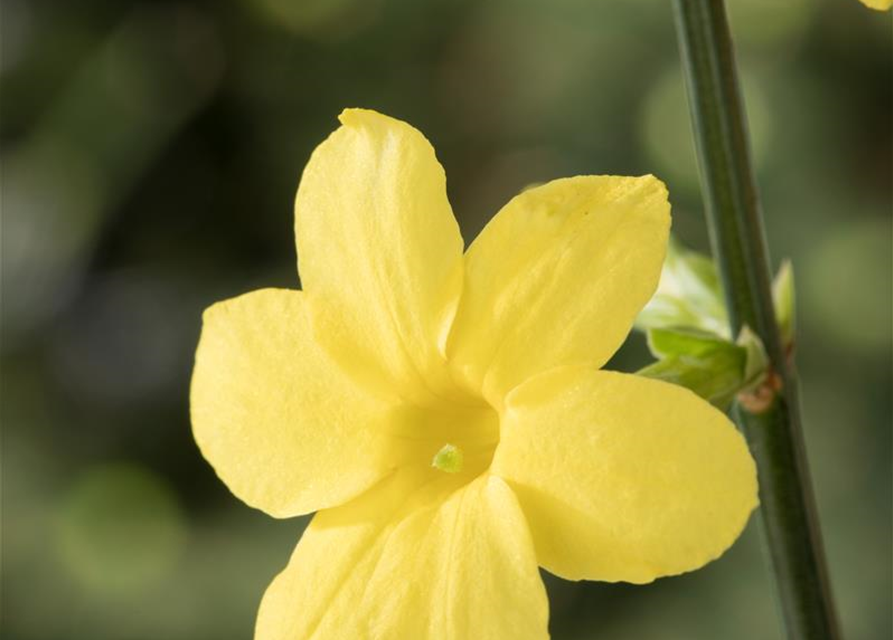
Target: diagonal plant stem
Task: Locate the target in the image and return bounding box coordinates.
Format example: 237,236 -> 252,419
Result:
670,1 -> 841,639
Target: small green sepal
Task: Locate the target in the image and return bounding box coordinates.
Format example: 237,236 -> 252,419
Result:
736,325 -> 769,391
772,260 -> 795,349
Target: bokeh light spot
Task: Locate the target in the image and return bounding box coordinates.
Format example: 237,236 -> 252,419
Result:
248,0 -> 381,40
55,462 -> 187,595
805,217 -> 892,352
727,0 -> 812,50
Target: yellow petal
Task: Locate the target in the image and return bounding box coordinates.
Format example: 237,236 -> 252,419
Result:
191,289 -> 399,518
447,175 -> 670,406
491,367 -> 758,584
295,109 -> 464,403
859,0 -> 891,10
256,471 -> 549,640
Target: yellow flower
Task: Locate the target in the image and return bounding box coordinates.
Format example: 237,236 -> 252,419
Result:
859,0 -> 892,10
191,109 -> 758,639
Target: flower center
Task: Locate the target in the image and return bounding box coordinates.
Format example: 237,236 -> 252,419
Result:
431,443 -> 464,473
403,399 -> 499,479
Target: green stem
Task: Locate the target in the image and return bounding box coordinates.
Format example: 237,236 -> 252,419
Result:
670,1 -> 841,639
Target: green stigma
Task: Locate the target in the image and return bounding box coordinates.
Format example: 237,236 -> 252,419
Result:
431,443 -> 464,474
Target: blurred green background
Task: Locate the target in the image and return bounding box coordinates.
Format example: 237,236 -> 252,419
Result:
3,0 -> 890,638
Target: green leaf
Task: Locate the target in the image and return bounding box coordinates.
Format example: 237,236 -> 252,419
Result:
646,326 -> 732,359
635,237 -> 729,338
639,326 -> 768,410
637,349 -> 745,411
635,238 -> 776,409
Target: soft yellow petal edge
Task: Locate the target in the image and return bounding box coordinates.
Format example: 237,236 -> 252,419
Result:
191,288 -> 398,518
294,108 -> 464,404
859,0 -> 892,10
492,366 -> 758,584
255,471 -> 549,640
447,174 -> 670,407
